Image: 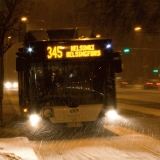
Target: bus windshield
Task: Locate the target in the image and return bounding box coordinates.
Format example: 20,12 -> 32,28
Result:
30,59 -> 106,106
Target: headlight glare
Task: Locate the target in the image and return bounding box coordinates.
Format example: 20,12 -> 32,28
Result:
5,82 -> 12,88
29,114 -> 41,126
13,82 -> 18,88
4,81 -> 18,89
106,110 -> 119,120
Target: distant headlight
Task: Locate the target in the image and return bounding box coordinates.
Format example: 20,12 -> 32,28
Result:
4,82 -> 12,89
13,82 -> 18,88
4,82 -> 18,89
29,114 -> 41,127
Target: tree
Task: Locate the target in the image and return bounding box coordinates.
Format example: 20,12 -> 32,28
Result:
75,0 -> 160,38
0,0 -> 31,125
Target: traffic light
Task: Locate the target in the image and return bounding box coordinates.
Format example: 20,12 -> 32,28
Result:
153,69 -> 159,73
123,48 -> 130,53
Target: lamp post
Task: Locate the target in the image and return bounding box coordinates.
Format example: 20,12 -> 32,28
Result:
122,26 -> 144,82
0,0 -> 4,126
19,17 -> 27,42
133,26 -> 160,81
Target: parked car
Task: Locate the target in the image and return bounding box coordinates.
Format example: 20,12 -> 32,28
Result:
143,79 -> 160,89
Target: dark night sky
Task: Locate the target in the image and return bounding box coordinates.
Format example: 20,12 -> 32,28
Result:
27,0 -> 87,30
4,0 -> 160,82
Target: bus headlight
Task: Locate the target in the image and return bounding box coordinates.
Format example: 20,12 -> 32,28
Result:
4,81 -> 18,89
29,114 -> 41,127
105,110 -> 119,120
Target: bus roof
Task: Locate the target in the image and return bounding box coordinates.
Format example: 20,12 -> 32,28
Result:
24,27 -> 97,42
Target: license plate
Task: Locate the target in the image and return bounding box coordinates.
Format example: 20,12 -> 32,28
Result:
68,122 -> 82,127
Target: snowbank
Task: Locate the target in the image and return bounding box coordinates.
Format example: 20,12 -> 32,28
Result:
0,137 -> 38,160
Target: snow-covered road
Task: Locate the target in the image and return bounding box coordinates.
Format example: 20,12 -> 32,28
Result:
1,126 -> 160,160
1,89 -> 160,159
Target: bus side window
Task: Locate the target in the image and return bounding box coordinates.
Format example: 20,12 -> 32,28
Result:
93,64 -> 106,92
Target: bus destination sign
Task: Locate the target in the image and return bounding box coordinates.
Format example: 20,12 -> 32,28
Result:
47,44 -> 101,59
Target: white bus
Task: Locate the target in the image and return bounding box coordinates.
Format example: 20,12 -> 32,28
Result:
16,28 -> 122,127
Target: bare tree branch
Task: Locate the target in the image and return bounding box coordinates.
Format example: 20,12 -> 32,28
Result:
0,0 -> 32,125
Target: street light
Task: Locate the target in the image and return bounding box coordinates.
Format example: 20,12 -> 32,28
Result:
19,17 -> 27,42
21,17 -> 27,22
123,48 -> 130,53
134,27 -> 141,31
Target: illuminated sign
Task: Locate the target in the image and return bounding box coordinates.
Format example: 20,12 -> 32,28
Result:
47,44 -> 101,59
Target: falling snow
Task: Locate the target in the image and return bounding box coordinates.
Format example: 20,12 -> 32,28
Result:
1,133 -> 160,160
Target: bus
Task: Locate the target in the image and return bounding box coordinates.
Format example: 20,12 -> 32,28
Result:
16,27 -> 122,127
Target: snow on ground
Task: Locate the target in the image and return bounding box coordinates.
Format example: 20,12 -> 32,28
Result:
0,127 -> 160,160
0,137 -> 38,160
30,133 -> 160,160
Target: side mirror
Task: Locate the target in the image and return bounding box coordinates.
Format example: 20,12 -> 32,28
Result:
16,57 -> 25,71
113,52 -> 122,73
18,47 -> 23,53
16,47 -> 24,56
16,52 -> 22,56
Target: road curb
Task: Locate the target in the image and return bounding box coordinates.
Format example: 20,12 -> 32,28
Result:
117,100 -> 160,117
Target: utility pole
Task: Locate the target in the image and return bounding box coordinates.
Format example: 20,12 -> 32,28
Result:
0,0 -> 4,126
0,46 -> 4,126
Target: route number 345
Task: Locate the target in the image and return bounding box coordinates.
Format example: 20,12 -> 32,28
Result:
47,46 -> 63,59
